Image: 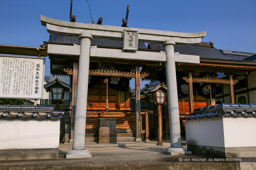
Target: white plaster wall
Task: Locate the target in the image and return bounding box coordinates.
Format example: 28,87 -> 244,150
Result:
223,84 -> 230,95
248,71 -> 256,89
249,91 -> 256,104
224,96 -> 231,103
221,84 -> 231,103
0,120 -> 60,149
223,117 -> 256,147
186,118 -> 225,147
247,71 -> 256,104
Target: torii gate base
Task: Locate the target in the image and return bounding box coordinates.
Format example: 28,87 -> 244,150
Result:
41,15 -> 206,158
166,148 -> 190,155
67,150 -> 91,159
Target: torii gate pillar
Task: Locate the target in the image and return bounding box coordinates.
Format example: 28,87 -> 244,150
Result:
66,33 -> 93,159
165,41 -> 188,155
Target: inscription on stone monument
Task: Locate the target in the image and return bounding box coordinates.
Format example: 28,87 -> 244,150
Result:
123,30 -> 138,51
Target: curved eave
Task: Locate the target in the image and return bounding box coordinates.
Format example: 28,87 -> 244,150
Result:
40,15 -> 206,40
177,62 -> 256,71
200,58 -> 256,66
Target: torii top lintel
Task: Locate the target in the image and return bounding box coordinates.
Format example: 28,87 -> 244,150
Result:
40,15 -> 206,44
41,16 -> 206,64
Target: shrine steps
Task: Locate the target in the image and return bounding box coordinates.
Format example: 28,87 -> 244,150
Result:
85,131 -> 135,143
117,132 -> 133,137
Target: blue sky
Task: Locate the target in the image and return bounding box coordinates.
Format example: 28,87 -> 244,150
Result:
1,0 -> 256,84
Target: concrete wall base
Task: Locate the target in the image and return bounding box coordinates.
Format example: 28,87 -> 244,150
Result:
188,145 -> 225,157
188,145 -> 256,157
0,149 -> 58,160
66,149 -> 92,159
165,147 -> 191,155
226,147 -> 256,157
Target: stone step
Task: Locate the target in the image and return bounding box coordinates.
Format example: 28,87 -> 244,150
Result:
117,137 -> 134,142
86,133 -> 98,137
85,137 -> 98,142
117,133 -> 134,137
86,133 -> 134,138
86,136 -> 135,143
116,128 -> 134,133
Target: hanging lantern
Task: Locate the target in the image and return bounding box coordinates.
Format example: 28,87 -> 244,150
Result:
154,89 -> 166,105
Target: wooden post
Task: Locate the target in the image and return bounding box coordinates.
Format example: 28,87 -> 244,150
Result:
209,84 -> 216,105
229,75 -> 235,104
135,66 -> 142,141
34,99 -> 38,106
188,73 -> 194,114
117,91 -> 121,110
222,84 -> 225,103
165,107 -> 169,139
145,111 -> 149,142
70,62 -> 78,142
140,114 -> 143,133
158,105 -> 163,145
105,78 -> 109,112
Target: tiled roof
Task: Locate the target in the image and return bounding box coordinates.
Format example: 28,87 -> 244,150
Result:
243,54 -> 256,61
147,43 -> 246,61
184,103 -> 256,120
49,33 -> 146,49
174,44 -> 227,60
49,34 -> 80,44
49,34 -> 254,61
44,78 -> 71,91
221,54 -> 246,60
141,81 -> 167,95
0,105 -> 63,120
220,49 -> 255,60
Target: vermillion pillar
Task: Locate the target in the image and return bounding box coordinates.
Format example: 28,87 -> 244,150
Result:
158,105 -> 163,145
135,66 -> 142,141
229,75 -> 235,104
188,72 -> 194,114
67,32 -> 92,158
70,62 -> 78,143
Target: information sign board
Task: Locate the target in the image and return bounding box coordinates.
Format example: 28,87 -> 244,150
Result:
0,55 -> 44,99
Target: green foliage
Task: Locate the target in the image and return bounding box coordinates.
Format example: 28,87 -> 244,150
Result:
0,99 -> 24,105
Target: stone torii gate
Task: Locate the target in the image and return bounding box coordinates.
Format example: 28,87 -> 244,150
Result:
41,16 -> 206,158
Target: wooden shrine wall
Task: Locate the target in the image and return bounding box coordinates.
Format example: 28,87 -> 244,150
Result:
179,95 -> 209,115
87,79 -> 130,111
84,79 -> 133,141
85,111 -> 136,142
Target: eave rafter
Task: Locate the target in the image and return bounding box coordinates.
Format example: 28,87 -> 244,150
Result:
183,77 -> 239,85
63,68 -> 149,79
178,62 -> 256,70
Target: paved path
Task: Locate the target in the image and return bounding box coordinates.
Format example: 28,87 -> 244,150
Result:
0,141 -> 251,170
